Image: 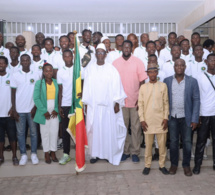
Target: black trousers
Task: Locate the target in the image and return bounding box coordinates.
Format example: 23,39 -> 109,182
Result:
61,107 -> 71,155
195,116 -> 215,166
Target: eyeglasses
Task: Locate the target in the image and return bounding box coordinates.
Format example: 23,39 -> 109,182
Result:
96,51 -> 106,55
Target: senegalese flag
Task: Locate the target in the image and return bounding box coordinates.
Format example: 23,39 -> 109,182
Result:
67,32 -> 88,172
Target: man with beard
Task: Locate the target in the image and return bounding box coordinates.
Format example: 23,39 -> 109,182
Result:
113,40 -> 147,163
92,31 -> 103,48
29,32 -> 45,55
15,35 -> 31,60
106,34 -> 124,64
82,43 -> 127,165
79,29 -> 95,78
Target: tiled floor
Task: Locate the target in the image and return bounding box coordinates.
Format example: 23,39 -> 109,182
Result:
0,167 -> 215,195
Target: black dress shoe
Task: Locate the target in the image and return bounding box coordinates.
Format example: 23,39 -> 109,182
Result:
213,165 -> 215,171
193,165 -> 201,175
142,167 -> 150,175
159,167 -> 169,175
90,157 -> 99,164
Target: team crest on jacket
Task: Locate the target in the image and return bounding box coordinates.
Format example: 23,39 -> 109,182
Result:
30,79 -> 35,83
39,66 -> 43,70
6,80 -> 10,84
157,77 -> 160,81
201,67 -> 206,71
0,52 -> 4,55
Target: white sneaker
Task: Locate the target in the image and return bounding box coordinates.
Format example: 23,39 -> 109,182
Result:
31,153 -> 39,165
19,154 -> 28,166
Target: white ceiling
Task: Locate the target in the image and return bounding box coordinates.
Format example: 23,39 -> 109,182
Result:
0,0 -> 204,23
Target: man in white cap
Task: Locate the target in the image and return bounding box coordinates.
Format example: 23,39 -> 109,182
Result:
82,43 -> 127,165
101,36 -> 112,53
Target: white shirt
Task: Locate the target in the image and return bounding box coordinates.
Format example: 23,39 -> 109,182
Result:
180,52 -> 192,65
198,72 -> 215,116
187,60 -> 207,79
189,48 -> 210,61
0,46 -> 10,60
52,52 -> 65,70
162,60 -> 190,79
159,46 -> 172,63
133,46 -> 147,63
41,48 -> 58,64
19,49 -> 32,60
106,48 -> 122,64
0,73 -> 12,117
57,66 -> 73,106
10,70 -> 40,113
6,63 -> 22,75
30,59 -> 45,78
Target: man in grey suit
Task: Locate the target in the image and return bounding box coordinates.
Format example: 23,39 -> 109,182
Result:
164,59 -> 200,176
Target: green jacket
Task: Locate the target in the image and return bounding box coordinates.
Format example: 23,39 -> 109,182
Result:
33,78 -> 60,124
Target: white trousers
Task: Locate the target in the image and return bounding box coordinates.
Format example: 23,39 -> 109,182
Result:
40,100 -> 59,152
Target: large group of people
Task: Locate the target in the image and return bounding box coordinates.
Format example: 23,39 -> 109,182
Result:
0,29 -> 215,177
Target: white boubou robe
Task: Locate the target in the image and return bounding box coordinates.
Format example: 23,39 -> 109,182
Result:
82,62 -> 127,165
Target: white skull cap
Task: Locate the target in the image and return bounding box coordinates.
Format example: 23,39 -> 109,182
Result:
96,43 -> 106,51
101,36 -> 110,43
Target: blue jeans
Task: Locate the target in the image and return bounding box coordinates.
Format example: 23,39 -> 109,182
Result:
16,113 -> 37,155
169,117 -> 192,167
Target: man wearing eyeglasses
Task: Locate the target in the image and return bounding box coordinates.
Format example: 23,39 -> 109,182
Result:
82,43 -> 127,165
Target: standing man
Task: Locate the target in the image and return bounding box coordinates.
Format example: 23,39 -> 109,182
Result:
106,34 -> 124,64
188,45 -> 207,79
6,46 -> 21,74
162,45 -> 181,78
138,62 -> 169,175
92,31 -> 103,48
10,54 -> 40,165
159,32 -> 177,63
0,32 -> 10,60
113,40 -> 147,163
67,32 -> 75,50
29,32 -> 45,54
82,43 -> 127,165
31,44 -> 45,79
164,59 -> 200,176
159,37 -> 167,50
41,38 -> 57,64
190,32 -> 209,60
101,36 -> 112,53
52,35 -> 70,71
57,50 -> 74,165
15,35 -> 31,59
134,33 -> 149,61
180,39 -> 192,65
0,56 -> 19,166
193,53 -> 215,174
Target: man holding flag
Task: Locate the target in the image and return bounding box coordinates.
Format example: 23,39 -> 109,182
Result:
82,43 -> 127,165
